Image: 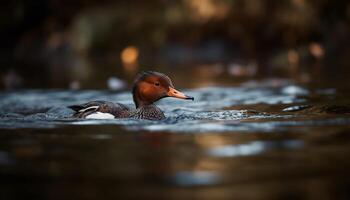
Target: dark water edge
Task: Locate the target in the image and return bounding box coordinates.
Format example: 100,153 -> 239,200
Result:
0,80 -> 350,199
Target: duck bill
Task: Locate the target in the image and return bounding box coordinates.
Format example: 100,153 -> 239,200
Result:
167,87 -> 194,100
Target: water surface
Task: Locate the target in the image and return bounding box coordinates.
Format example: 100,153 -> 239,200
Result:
1,80 -> 350,199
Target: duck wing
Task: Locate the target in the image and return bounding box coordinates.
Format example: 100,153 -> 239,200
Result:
68,101 -> 106,112
68,101 -> 130,118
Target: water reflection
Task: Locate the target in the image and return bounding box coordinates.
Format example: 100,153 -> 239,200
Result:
90,134 -> 112,140
0,123 -> 350,199
168,171 -> 221,187
207,140 -> 303,157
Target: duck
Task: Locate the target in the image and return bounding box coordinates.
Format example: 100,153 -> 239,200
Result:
68,71 -> 194,120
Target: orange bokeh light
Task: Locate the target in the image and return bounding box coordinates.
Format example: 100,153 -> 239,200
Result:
121,46 -> 139,65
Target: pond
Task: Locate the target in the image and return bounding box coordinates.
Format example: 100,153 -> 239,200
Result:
1,79 -> 350,199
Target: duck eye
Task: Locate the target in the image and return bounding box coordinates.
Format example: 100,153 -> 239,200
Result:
154,82 -> 160,86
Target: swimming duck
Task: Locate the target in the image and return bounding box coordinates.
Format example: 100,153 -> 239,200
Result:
68,71 -> 194,120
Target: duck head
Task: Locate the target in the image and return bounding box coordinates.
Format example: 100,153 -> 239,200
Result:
132,71 -> 194,108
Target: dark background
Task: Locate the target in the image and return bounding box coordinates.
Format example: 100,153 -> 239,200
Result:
1,0 -> 350,89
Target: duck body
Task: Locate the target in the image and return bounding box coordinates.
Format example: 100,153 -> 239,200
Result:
68,100 -> 130,119
69,101 -> 165,120
68,71 -> 193,120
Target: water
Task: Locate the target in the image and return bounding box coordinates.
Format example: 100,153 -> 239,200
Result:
0,80 -> 350,199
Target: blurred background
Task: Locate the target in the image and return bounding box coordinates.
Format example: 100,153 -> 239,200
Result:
1,2 -> 350,199
1,0 -> 350,90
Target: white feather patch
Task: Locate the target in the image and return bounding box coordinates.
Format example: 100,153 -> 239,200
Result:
79,106 -> 99,113
85,112 -> 115,119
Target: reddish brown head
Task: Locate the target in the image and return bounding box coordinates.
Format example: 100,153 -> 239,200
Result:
132,71 -> 194,108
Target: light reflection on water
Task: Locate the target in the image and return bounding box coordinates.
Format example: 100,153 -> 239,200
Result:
207,140 -> 303,157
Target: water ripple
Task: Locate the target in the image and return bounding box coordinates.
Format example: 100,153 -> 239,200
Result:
0,83 -> 348,132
